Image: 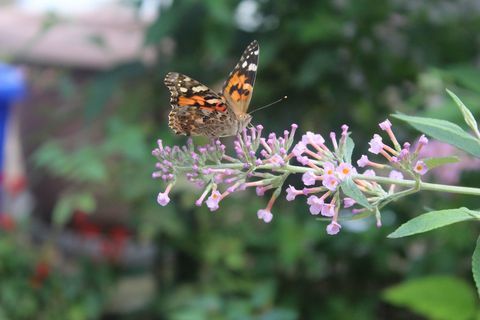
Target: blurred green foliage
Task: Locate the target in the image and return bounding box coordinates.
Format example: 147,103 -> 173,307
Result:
9,0 -> 480,318
0,233 -> 111,319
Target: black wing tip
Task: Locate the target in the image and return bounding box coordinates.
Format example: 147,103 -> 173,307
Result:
249,40 -> 259,49
164,72 -> 179,84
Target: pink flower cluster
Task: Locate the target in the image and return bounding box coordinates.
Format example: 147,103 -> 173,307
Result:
419,140 -> 480,183
152,119 -> 434,236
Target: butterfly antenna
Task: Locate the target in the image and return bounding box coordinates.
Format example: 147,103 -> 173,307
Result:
249,96 -> 287,114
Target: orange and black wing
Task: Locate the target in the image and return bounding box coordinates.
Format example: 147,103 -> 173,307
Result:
165,72 -> 237,137
221,40 -> 259,114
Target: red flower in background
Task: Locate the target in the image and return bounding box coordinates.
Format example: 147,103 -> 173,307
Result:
30,261 -> 50,288
0,213 -> 15,231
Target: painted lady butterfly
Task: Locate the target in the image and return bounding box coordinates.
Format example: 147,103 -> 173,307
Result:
165,40 -> 259,137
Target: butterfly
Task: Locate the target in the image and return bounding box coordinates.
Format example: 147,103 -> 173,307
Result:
165,40 -> 259,137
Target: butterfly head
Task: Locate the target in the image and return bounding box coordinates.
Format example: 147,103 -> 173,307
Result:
236,113 -> 252,134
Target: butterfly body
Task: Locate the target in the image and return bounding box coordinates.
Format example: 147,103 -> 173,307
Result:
165,40 -> 259,137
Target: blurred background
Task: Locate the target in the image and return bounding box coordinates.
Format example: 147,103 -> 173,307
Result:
1,0 -> 480,319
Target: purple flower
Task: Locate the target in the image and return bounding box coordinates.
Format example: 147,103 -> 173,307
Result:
379,119 -> 392,131
206,191 -> 222,211
321,203 -> 335,217
323,162 -> 335,176
418,140 -> 480,183
414,160 -> 428,175
286,185 -> 299,201
418,134 -> 428,146
256,186 -> 265,196
269,154 -> 285,167
292,142 -> 306,157
157,192 -> 170,206
296,155 -> 310,165
257,209 -> 273,223
389,170 -> 404,180
357,155 -> 369,167
322,175 -> 339,191
326,221 -> 342,235
302,171 -> 317,186
307,195 -> 323,215
399,148 -> 409,160
368,134 -> 383,154
302,131 -> 325,145
343,197 -> 356,208
415,134 -> 429,153
364,169 -> 376,177
336,162 -> 353,180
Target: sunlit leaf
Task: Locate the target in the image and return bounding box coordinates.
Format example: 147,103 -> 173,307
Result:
393,113 -> 480,157
446,89 -> 480,137
388,208 -> 478,238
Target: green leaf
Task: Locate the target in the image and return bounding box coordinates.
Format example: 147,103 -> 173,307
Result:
473,235 -> 480,298
388,207 -> 477,238
340,178 -> 372,209
423,156 -> 460,169
382,276 -> 477,320
344,136 -> 355,163
392,113 -> 480,157
446,89 -> 480,137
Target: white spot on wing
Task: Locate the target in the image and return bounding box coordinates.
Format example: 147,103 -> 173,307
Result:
242,61 -> 248,68
192,85 -> 208,93
180,87 -> 188,93
248,63 -> 257,71
253,49 -> 259,55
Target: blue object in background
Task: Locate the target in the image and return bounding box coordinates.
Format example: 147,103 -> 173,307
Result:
0,64 -> 26,177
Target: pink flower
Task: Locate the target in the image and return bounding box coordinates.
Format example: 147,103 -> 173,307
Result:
257,209 -> 273,223
286,185 -> 299,201
157,192 -> 170,206
256,187 -> 265,196
307,195 -> 323,215
414,160 -> 428,175
292,142 -> 306,156
323,162 -> 335,176
415,134 -> 429,153
302,131 -> 325,145
157,184 -> 173,206
364,169 -> 376,177
399,148 -> 409,160
368,134 -> 383,154
321,203 -> 335,217
302,171 -> 317,186
322,175 -> 339,191
343,197 -> 356,208
296,156 -> 310,165
336,162 -> 353,179
389,170 -> 404,180
418,134 -> 428,146
269,154 -> 285,167
357,155 -> 369,167
379,119 -> 392,131
326,221 -> 342,235
206,191 -> 222,211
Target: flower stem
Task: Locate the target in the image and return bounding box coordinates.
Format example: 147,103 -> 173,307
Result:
355,174 -> 480,196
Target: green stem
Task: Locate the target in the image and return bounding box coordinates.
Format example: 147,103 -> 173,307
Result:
355,174 -> 480,196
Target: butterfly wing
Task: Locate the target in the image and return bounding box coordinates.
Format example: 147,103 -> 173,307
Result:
165,72 -> 238,137
222,40 -> 259,115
